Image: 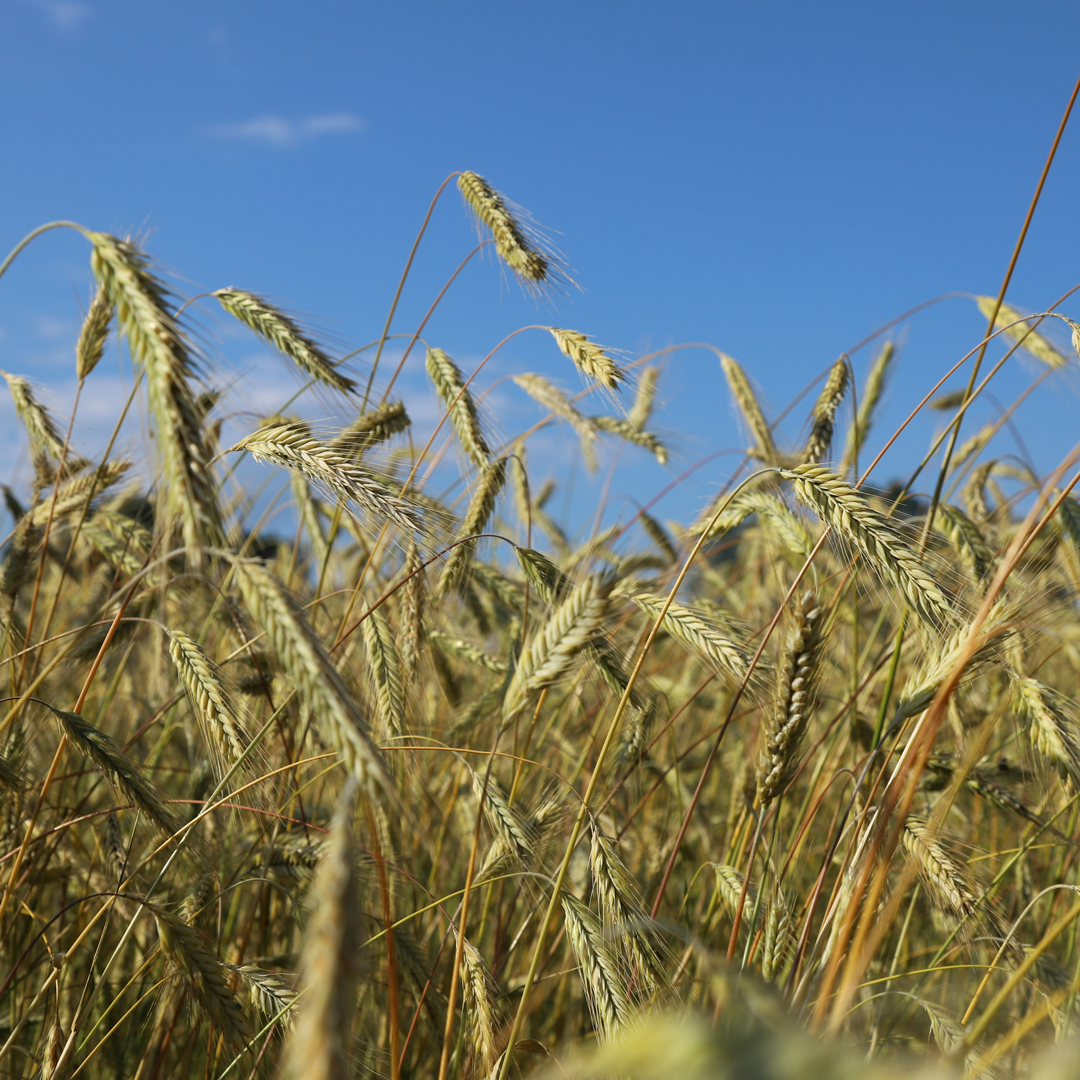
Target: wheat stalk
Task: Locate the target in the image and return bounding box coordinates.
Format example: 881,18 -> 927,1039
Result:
425,346 -> 491,470
782,464 -> 955,629
215,288 -> 356,394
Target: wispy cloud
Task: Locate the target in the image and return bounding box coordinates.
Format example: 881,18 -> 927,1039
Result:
36,0 -> 90,29
205,112 -> 365,149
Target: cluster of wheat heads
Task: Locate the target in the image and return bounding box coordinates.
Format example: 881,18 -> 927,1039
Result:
2,175 -> 1080,1080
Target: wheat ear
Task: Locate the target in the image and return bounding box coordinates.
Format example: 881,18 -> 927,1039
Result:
331,401 -> 410,459
285,782 -> 361,1080
513,373 -> 599,469
840,340 -> 894,474
802,357 -> 849,465
591,416 -> 668,465
437,458 -> 506,597
719,353 -> 779,465
459,939 -> 502,1071
75,283 -> 114,381
27,460 -> 131,528
231,560 -> 392,799
152,906 -> 250,1047
47,707 -> 181,838
629,366 -> 660,429
782,464 -> 955,629
457,170 -> 550,285
425,346 -> 491,470
167,629 -> 248,770
974,296 -> 1066,368
932,503 -> 993,578
89,233 -> 221,563
2,371 -> 88,474
622,590 -> 755,684
361,605 -> 406,741
1015,676 -> 1080,786
503,573 -> 614,721
228,964 -> 297,1031
756,590 -> 824,807
561,894 -> 631,1041
548,328 -> 622,390
232,421 -> 424,535
397,540 -> 424,686
214,288 -> 356,393
588,821 -> 666,993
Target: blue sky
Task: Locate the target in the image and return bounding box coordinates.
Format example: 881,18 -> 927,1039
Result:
3,1 -> 1080,541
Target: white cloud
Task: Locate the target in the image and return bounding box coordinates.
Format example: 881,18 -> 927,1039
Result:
205,112 -> 365,149
37,1 -> 90,29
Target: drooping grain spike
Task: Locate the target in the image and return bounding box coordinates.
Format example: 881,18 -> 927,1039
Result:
425,346 -> 491,470
457,171 -> 550,285
75,283 -> 114,380
975,296 -> 1066,368
719,353 -> 779,465
548,328 -> 622,391
215,288 -> 357,394
437,457 -> 506,597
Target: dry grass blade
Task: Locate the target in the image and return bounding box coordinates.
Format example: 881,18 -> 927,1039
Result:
457,170 -> 551,285
561,894 -> 631,1041
331,401 -> 410,459
215,288 -> 356,394
425,346 -> 491,470
503,573 -> 614,721
591,416 -> 668,465
975,296 -> 1066,368
436,457 -> 506,596
232,421 -> 425,535
231,559 -> 393,798
622,590 -> 755,684
548,328 -> 622,391
167,629 -> 248,771
47,706 -> 181,838
285,782 -> 360,1080
719,353 -> 779,465
152,906 -> 251,1047
782,464 -> 955,629
75,282 -> 115,382
756,590 -> 824,807
89,233 -> 221,562
361,605 -> 406,740
513,373 -> 599,470
802,358 -> 849,465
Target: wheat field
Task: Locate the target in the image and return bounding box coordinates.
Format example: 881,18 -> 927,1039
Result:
3,168 -> 1080,1080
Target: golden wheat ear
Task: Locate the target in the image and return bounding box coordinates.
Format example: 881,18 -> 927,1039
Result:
214,288 -> 357,394
974,295 -> 1066,368
548,327 -> 623,390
